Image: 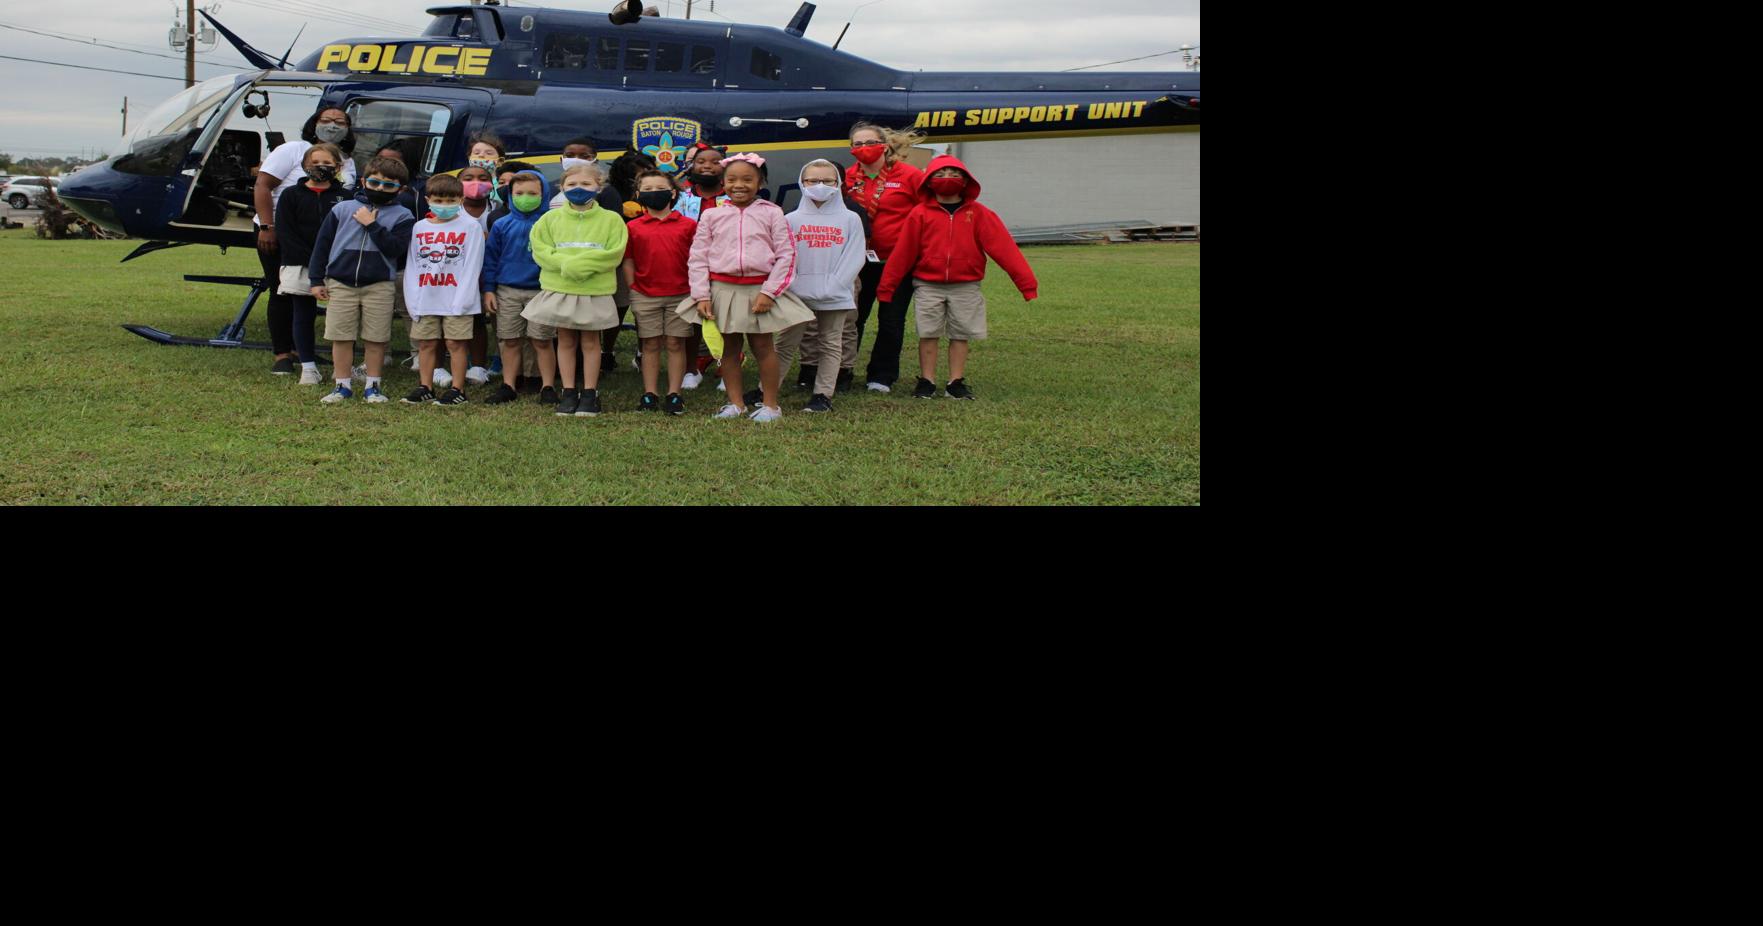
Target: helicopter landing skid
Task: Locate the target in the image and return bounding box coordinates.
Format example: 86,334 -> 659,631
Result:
124,274 -> 272,349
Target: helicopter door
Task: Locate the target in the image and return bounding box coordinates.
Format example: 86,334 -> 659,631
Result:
166,74 -> 262,230
343,93 -> 495,185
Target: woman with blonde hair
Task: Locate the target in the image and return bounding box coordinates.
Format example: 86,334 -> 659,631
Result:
842,121 -> 927,393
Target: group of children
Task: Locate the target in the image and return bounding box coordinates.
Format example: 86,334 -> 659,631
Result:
273,130 -> 1036,419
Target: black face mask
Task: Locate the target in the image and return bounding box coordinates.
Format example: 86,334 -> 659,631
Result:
364,189 -> 397,206
636,190 -> 676,211
307,165 -> 337,184
687,172 -> 722,189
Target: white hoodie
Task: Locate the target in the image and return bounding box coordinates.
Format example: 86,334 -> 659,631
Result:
784,164 -> 868,311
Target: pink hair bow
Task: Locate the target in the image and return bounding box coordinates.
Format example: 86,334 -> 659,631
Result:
723,152 -> 766,169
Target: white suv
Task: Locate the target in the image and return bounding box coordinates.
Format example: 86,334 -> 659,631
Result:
3,176 -> 56,209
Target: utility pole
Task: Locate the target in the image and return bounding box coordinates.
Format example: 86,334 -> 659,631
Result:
185,0 -> 196,88
686,0 -> 692,19
121,97 -> 129,136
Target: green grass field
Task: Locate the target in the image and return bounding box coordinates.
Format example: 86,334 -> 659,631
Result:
0,227 -> 1198,504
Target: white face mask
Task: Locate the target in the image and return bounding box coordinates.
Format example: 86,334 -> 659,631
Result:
802,183 -> 839,203
560,157 -> 591,173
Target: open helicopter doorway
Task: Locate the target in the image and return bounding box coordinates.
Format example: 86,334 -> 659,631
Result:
168,76 -> 335,234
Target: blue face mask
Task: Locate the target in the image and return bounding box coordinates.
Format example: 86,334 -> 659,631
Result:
431,204 -> 462,220
564,187 -> 598,205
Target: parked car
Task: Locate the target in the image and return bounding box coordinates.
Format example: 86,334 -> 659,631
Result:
3,176 -> 56,209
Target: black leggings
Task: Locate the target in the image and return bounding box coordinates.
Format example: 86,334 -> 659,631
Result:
289,294 -> 319,364
257,245 -> 294,356
854,261 -> 914,386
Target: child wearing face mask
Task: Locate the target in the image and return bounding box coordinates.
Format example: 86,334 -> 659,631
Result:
621,168 -> 697,415
401,172 -> 487,407
877,155 -> 1038,401
682,153 -> 813,422
779,159 -> 868,413
275,142 -> 350,386
466,132 -> 506,207
309,156 -> 417,405
455,164 -> 499,385
522,163 -> 629,418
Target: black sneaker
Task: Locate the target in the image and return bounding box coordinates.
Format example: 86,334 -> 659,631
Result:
433,387 -> 469,406
835,369 -> 855,393
743,387 -> 764,407
913,378 -> 937,399
803,393 -> 833,413
271,356 -> 294,376
945,378 -> 975,400
575,389 -> 601,417
556,388 -> 580,416
665,393 -> 685,416
539,386 -> 560,406
401,385 -> 436,405
796,364 -> 817,389
638,392 -> 660,412
486,383 -> 519,405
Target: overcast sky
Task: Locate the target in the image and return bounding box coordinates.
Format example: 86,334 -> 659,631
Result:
0,0 -> 1198,160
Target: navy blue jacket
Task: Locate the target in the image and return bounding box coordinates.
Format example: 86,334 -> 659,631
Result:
308,192 -> 416,288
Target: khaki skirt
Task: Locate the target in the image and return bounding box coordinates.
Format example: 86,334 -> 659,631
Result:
278,265 -> 311,296
674,281 -> 813,335
523,290 -> 620,331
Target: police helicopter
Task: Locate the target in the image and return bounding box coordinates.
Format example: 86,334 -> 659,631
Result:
56,0 -> 1200,350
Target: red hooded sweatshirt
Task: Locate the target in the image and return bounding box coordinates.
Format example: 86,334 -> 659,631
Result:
877,154 -> 1038,303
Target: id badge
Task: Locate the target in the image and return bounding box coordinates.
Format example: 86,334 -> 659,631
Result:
866,250 -> 882,263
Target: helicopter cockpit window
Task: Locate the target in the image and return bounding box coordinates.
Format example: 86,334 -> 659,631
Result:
114,74 -> 237,176
691,45 -> 717,75
542,33 -> 591,70
596,37 -> 620,70
625,40 -> 651,72
749,48 -> 783,82
424,15 -> 461,37
655,42 -> 684,73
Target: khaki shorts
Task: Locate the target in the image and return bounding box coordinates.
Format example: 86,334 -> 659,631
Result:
411,315 -> 476,340
631,291 -> 693,339
493,286 -> 555,341
913,280 -> 987,340
323,279 -> 396,343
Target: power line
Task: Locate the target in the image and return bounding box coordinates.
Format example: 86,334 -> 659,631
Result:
0,22 -> 251,69
1064,49 -> 1190,71
223,0 -> 421,35
0,52 -> 188,82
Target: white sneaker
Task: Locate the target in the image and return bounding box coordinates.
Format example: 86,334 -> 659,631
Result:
866,381 -> 891,393
716,380 -> 727,392
432,367 -> 453,389
713,403 -> 747,420
466,365 -> 491,386
681,372 -> 703,390
319,383 -> 353,404
298,366 -> 323,386
751,405 -> 783,422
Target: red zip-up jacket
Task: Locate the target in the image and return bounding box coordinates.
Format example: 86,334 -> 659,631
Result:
844,159 -> 924,260
877,154 -> 1038,303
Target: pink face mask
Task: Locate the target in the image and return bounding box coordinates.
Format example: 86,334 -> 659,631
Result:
462,180 -> 492,201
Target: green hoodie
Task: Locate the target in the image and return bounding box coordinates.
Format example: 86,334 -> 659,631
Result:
529,201 -> 630,296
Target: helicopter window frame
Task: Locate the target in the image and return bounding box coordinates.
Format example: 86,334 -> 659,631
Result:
540,32 -> 593,71
691,44 -> 717,76
655,41 -> 685,73
343,98 -> 457,179
596,36 -> 620,71
749,47 -> 783,82
624,39 -> 651,72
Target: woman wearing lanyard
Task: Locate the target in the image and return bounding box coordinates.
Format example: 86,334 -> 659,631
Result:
843,122 -> 926,393
253,106 -> 357,375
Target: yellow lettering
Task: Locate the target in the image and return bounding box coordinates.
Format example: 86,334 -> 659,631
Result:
964,109 -> 982,126
913,111 -> 931,129
423,46 -> 460,74
1106,102 -> 1127,119
458,48 -> 492,76
1064,104 -> 1079,120
317,45 -> 351,70
1132,101 -> 1146,118
1029,105 -> 1047,122
347,45 -> 382,71
378,44 -> 405,73
1012,106 -> 1031,123
1087,103 -> 1105,120
941,110 -> 957,128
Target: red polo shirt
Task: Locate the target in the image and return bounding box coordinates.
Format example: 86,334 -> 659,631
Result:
626,210 -> 698,297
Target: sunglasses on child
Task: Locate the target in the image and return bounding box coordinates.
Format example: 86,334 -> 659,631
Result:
363,178 -> 403,191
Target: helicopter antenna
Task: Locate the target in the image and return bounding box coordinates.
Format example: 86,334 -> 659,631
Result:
832,0 -> 887,50
277,23 -> 306,69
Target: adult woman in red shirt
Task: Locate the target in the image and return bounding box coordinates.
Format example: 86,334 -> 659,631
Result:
844,122 -> 926,393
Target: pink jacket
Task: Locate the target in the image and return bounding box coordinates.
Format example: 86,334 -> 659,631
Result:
687,199 -> 797,302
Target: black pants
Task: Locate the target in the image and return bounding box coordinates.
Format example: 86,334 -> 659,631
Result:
856,263 -> 914,387
290,294 -> 319,364
257,245 -> 294,356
